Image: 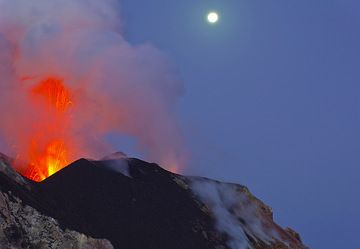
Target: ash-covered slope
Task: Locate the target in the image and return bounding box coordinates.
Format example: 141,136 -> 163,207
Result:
0,153 -> 308,249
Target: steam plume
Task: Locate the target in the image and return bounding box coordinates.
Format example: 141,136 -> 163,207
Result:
0,0 -> 186,177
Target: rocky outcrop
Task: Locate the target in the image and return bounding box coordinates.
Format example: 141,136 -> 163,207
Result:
0,191 -> 113,249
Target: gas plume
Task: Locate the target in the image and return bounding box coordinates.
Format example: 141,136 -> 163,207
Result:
0,0 -> 186,181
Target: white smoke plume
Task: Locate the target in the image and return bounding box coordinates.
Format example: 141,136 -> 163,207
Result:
190,178 -> 282,249
0,0 -> 187,174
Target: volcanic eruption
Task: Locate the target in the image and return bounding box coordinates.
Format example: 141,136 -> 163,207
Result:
0,2 -> 311,249
0,0 -> 186,181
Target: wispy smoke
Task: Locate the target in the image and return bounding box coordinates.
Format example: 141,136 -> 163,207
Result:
190,178 -> 281,249
0,0 -> 187,170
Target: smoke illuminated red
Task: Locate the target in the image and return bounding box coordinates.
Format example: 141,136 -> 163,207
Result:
20,77 -> 73,182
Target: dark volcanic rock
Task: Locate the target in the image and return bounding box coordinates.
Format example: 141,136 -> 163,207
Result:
37,158 -> 224,249
0,154 -> 309,249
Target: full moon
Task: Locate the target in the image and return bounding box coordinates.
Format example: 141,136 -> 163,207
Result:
207,12 -> 219,24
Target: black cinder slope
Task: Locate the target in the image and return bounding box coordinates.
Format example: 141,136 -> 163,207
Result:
37,158 -> 223,249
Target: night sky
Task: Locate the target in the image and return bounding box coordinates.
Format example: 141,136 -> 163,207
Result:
116,1 -> 359,248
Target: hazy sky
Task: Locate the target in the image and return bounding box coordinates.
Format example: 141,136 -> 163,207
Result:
117,1 -> 359,248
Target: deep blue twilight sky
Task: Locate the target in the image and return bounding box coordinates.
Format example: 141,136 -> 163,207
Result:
117,1 -> 359,248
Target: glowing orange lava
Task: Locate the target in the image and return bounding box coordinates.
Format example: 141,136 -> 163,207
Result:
25,139 -> 70,182
22,77 -> 73,182
31,77 -> 73,112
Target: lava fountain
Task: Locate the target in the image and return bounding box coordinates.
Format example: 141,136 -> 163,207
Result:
20,77 -> 73,182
